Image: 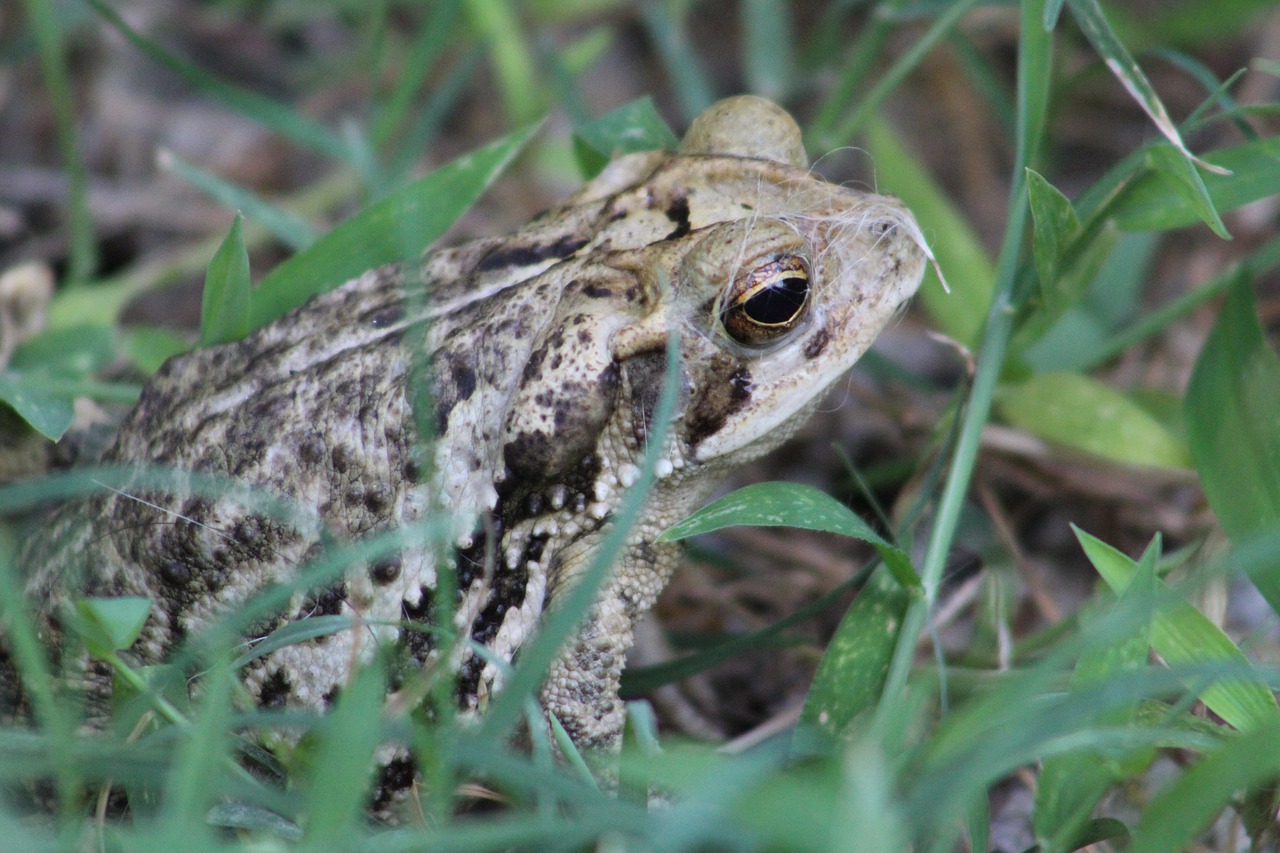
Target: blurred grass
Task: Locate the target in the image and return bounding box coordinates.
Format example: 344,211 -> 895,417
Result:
2,0 -> 1280,850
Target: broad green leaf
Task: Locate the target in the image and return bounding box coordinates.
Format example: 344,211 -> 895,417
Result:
1185,274 -> 1280,543
1026,168 -> 1081,292
997,372 -> 1191,469
1111,137 -> 1280,233
572,97 -> 678,177
162,149 -> 319,251
800,568 -> 911,739
200,213 -> 251,346
74,597 -> 153,661
659,481 -> 918,589
121,326 -> 191,375
1142,145 -> 1229,239
0,372 -> 75,440
864,119 -> 993,348
1075,526 -> 1280,732
248,122 -> 541,329
1033,540 -> 1154,852
1023,230 -> 1159,372
9,324 -> 114,377
1126,718 -> 1280,853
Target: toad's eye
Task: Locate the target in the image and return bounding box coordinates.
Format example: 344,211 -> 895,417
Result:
719,255 -> 811,347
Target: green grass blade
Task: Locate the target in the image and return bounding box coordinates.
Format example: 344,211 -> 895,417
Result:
996,371 -> 1191,469
824,0 -> 980,148
741,0 -> 793,99
162,150 -> 320,251
465,0 -> 543,125
1075,526 -> 1280,731
882,0 -> 1053,713
1033,552 -> 1154,852
658,481 -> 917,589
21,0 -> 95,284
84,0 -> 356,168
300,661 -> 387,848
864,119 -> 994,348
639,3 -> 714,122
1067,0 -> 1228,176
155,656 -> 236,845
831,737 -> 909,853
0,534 -> 83,831
1126,719 -> 1280,853
200,214 -> 252,346
248,121 -> 541,329
1185,273 -> 1280,543
806,0 -> 899,148
372,0 -> 463,150
389,49 -> 484,180
620,576 -> 855,696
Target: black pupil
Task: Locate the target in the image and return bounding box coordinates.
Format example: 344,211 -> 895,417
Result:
744,276 -> 808,325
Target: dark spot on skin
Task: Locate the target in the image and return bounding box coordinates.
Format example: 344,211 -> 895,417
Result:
370,554 -> 403,585
686,361 -> 754,448
373,756 -> 418,808
402,586 -> 436,663
297,432 -> 326,465
455,656 -> 486,706
581,281 -> 613,298
258,669 -> 293,709
299,583 -> 346,619
331,445 -> 353,473
335,379 -> 358,401
665,195 -> 692,240
622,350 -> 671,444
803,326 -> 832,359
434,349 -> 479,433
250,393 -> 290,422
366,304 -> 404,327
454,517 -> 503,591
232,517 -> 262,546
474,234 -> 589,273
159,561 -> 191,586
403,586 -> 434,622
524,533 -> 549,564
364,483 -> 392,514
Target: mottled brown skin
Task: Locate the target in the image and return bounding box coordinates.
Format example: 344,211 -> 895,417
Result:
3,96 -> 927,804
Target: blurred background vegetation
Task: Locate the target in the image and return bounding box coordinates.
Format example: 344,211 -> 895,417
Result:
3,0 -> 1280,850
